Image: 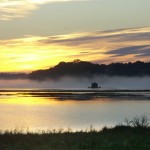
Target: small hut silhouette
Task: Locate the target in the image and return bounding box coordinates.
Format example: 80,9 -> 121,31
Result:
91,82 -> 98,88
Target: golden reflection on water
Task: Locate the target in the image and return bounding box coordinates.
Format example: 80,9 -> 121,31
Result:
0,96 -> 61,105
0,91 -> 113,106
0,91 -> 150,132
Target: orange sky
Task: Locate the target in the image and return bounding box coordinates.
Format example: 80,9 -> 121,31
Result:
0,0 -> 150,72
0,27 -> 150,72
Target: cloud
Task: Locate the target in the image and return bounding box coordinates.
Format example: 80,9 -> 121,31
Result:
0,0 -> 85,20
40,27 -> 150,46
106,45 -> 150,57
0,26 -> 150,72
38,27 -> 150,63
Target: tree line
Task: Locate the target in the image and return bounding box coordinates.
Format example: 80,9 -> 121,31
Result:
29,60 -> 150,80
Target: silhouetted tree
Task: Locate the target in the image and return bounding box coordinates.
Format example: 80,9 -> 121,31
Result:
29,60 -> 150,80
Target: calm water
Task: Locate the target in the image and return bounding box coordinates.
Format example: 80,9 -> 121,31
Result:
0,89 -> 150,132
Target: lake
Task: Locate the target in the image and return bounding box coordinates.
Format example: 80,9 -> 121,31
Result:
0,89 -> 150,132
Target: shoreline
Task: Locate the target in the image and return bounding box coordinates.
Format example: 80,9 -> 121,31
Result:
0,125 -> 150,150
1,89 -> 150,100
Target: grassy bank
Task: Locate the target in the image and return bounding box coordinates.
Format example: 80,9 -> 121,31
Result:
0,115 -> 150,150
0,126 -> 150,150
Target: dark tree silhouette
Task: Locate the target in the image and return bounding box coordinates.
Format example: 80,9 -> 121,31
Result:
29,60 -> 150,80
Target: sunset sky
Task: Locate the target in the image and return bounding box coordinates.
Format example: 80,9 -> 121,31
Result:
0,0 -> 150,72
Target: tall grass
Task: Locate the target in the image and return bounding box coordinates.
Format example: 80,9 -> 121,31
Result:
123,114 -> 150,128
0,115 -> 150,150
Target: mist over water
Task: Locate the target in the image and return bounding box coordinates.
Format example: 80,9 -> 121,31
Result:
0,76 -> 150,131
0,76 -> 150,89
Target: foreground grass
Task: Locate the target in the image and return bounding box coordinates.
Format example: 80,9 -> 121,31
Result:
0,115 -> 150,150
0,126 -> 150,150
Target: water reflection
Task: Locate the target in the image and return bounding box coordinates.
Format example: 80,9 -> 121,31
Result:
0,90 -> 150,132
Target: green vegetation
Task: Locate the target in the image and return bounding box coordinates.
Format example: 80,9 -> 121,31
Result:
0,116 -> 150,150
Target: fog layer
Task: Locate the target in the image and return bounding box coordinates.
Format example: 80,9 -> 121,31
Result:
0,76 -> 150,90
